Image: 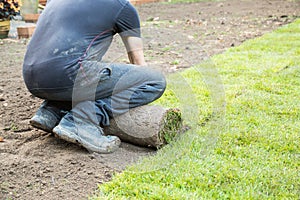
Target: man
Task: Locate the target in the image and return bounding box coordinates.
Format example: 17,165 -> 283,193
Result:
23,0 -> 166,153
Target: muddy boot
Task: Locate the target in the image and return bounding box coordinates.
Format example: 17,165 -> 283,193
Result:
53,112 -> 121,153
30,101 -> 66,132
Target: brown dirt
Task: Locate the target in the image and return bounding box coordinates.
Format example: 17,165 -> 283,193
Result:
0,0 -> 299,199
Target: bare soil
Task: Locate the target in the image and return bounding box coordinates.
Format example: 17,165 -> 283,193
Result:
0,1 -> 299,199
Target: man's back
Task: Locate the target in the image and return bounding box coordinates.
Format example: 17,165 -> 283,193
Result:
24,0 -> 139,68
23,0 -> 140,90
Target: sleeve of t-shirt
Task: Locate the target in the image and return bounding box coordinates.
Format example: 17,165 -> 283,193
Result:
115,3 -> 141,38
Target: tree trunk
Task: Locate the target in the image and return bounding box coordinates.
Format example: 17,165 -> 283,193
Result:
103,105 -> 182,148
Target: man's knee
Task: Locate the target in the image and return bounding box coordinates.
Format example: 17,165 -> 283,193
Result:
145,69 -> 166,101
149,69 -> 166,93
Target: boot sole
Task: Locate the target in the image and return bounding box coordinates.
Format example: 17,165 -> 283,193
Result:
30,119 -> 53,133
53,126 -> 121,154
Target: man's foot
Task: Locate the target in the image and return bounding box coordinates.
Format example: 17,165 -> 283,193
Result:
30,101 -> 64,132
53,112 -> 121,153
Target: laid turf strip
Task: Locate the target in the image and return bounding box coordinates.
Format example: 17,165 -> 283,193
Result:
93,19 -> 300,199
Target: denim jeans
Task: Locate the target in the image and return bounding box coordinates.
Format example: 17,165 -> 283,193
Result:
29,61 -> 166,126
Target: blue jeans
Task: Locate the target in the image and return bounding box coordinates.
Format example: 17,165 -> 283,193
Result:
29,61 -> 166,126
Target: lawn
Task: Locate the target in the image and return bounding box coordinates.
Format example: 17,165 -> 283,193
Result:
92,18 -> 300,199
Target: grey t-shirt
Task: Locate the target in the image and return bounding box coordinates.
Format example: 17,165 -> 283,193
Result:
23,0 -> 140,91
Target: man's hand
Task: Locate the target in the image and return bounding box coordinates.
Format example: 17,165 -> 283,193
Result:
121,36 -> 147,66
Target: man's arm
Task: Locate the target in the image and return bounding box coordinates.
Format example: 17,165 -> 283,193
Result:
121,36 -> 147,66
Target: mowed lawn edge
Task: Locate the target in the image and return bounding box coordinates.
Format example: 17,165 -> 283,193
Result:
92,19 -> 300,199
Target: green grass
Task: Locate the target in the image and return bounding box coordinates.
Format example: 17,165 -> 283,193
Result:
92,19 -> 300,199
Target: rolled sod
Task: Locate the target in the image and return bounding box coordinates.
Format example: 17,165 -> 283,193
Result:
103,105 -> 182,148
